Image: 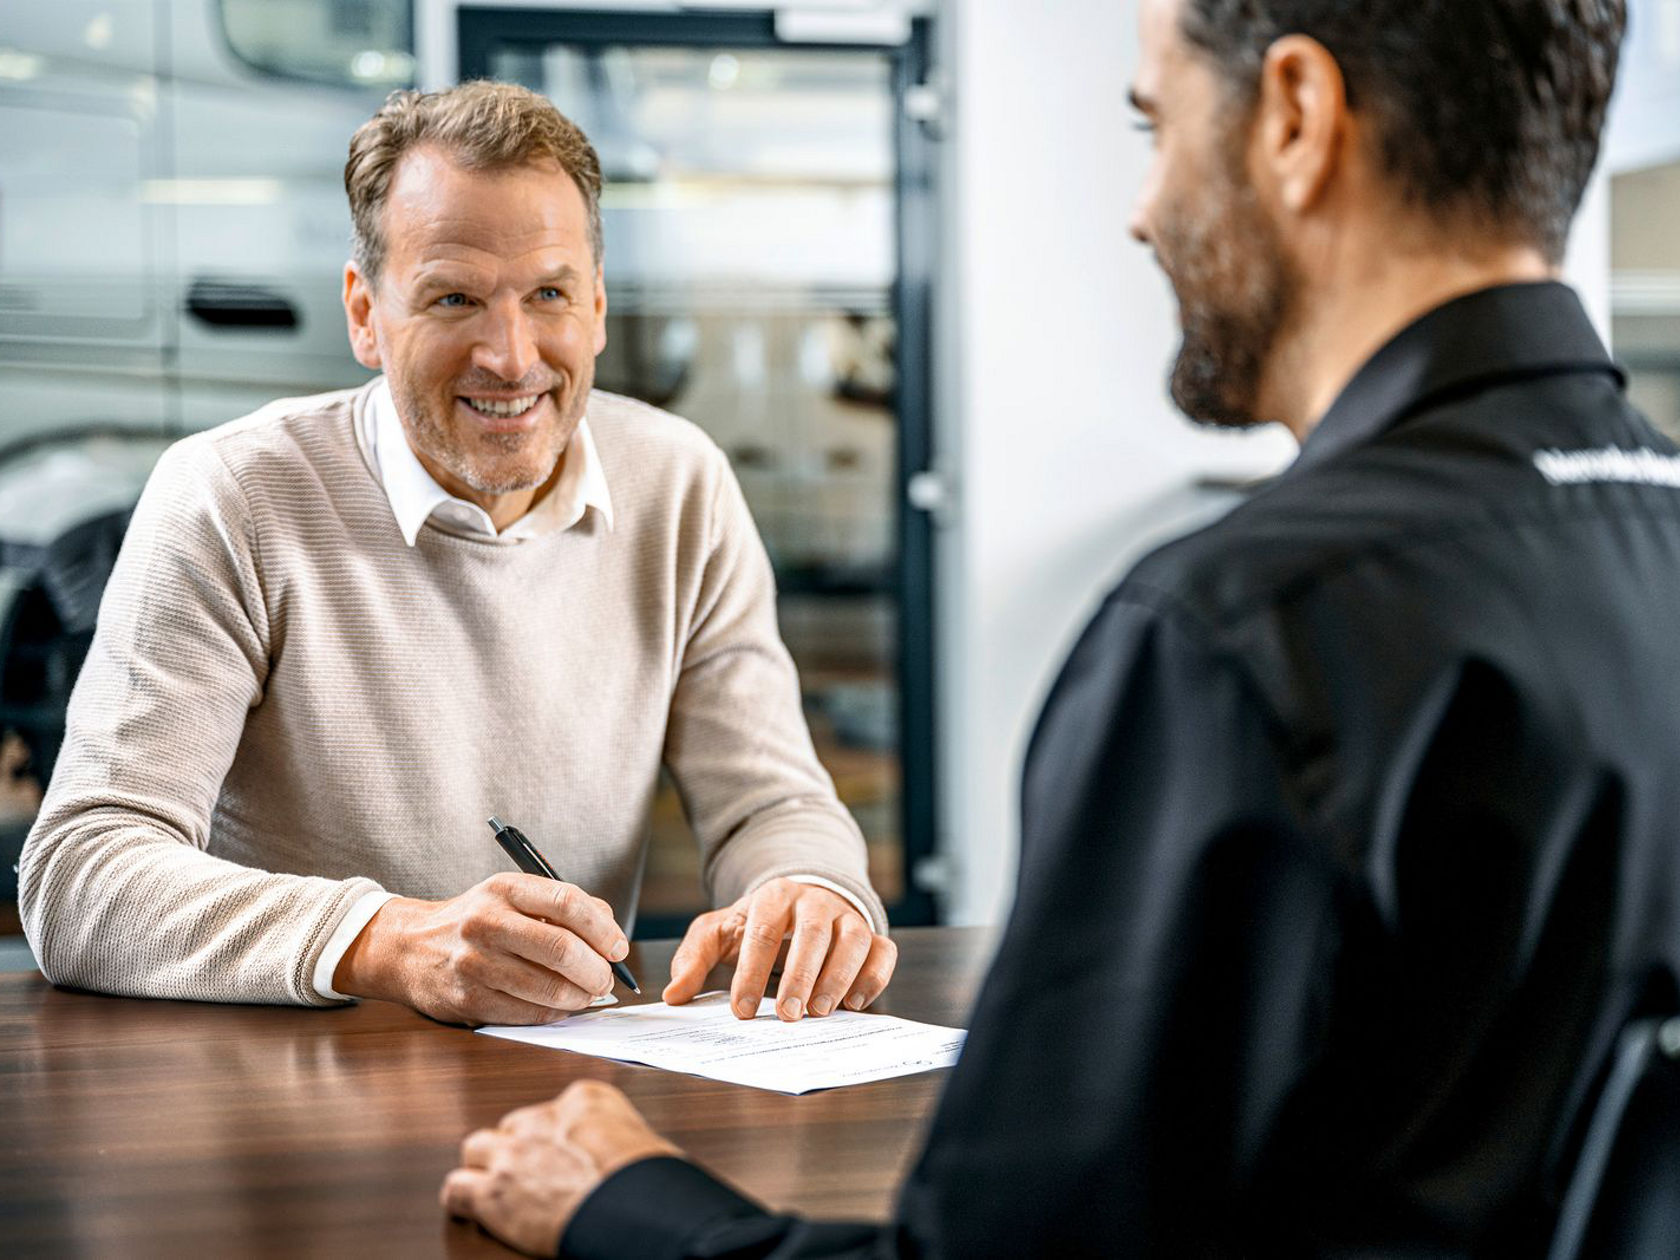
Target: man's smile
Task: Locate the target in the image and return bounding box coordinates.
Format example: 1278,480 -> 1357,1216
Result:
457,392 -> 550,431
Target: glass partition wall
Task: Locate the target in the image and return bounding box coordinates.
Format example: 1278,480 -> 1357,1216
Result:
461,12 -> 938,932
1613,160 -> 1680,442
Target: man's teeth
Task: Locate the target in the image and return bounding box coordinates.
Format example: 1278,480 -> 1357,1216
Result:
463,394 -> 540,418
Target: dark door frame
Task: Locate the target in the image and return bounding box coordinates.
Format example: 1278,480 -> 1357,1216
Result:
458,7 -> 941,931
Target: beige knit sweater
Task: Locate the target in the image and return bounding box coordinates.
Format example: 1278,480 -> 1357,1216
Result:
19,383 -> 884,1005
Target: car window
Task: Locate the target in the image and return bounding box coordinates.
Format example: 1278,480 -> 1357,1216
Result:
219,0 -> 413,89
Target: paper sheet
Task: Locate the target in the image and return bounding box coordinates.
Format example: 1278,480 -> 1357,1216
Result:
477,991 -> 966,1094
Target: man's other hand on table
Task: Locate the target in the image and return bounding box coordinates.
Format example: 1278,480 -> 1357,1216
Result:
442,1081 -> 675,1256
663,877 -> 898,1021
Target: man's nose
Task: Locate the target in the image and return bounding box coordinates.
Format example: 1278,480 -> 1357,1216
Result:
1127,166 -> 1158,247
473,297 -> 540,383
1127,198 -> 1151,246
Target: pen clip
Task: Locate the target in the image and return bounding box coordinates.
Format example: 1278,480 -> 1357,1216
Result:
489,817 -> 561,882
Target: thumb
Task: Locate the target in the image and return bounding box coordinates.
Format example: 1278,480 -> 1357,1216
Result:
662,910 -> 735,1005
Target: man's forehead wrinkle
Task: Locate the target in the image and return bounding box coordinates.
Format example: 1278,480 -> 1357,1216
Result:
384,178 -> 591,249
398,212 -> 585,250
400,239 -> 587,282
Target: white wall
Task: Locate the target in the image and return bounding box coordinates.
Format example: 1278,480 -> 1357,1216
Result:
933,0 -> 1294,925
1605,0 -> 1680,174
933,0 -> 1616,927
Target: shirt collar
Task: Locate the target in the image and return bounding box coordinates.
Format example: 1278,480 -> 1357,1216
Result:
1287,281 -> 1625,479
366,378 -> 614,546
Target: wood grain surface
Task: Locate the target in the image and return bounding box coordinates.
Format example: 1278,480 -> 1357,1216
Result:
0,927 -> 994,1258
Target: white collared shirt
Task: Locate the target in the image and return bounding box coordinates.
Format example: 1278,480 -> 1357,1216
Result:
313,380 -> 874,999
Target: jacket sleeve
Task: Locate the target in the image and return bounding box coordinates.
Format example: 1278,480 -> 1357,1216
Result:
17,438 -> 382,1006
659,452 -> 885,930
562,591 -> 1344,1258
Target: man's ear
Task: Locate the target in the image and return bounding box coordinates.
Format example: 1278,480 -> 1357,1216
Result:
592,264 -> 608,357
1254,34 -> 1348,215
343,262 -> 384,370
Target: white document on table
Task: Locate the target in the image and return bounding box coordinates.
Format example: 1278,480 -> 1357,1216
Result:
477,991 -> 966,1094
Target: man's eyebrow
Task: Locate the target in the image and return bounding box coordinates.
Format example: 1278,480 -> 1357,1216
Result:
539,265 -> 584,286
413,268 -> 475,293
1127,88 -> 1157,115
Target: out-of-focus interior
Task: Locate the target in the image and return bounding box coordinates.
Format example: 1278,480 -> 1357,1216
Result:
1614,160 -> 1680,441
0,1 -> 928,939
2,0 -> 1679,952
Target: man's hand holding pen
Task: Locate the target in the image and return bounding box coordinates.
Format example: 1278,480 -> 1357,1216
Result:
332,875 -> 632,1026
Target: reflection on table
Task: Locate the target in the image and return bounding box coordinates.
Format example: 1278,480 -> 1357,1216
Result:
0,926 -> 994,1258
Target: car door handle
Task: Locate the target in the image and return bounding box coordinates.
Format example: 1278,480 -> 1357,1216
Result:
184,280 -> 299,330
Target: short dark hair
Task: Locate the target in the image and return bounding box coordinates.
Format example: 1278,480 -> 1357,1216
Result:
1179,0 -> 1626,263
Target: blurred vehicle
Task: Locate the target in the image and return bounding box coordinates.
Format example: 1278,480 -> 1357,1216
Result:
0,0 -> 415,891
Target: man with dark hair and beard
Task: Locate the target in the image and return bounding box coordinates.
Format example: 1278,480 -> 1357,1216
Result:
442,1 -> 1680,1256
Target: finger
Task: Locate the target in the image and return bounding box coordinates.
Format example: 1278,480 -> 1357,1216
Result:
553,1078 -> 635,1128
489,911 -> 615,999
499,875 -> 630,968
843,934 -> 899,1011
499,1098 -> 565,1139
440,1167 -> 489,1219
475,951 -> 603,1013
441,946 -> 595,1023
808,915 -> 873,1017
442,984 -> 575,1029
459,1128 -> 501,1169
730,883 -> 796,1019
553,1082 -> 676,1169
773,910 -> 833,1021
663,908 -> 740,1005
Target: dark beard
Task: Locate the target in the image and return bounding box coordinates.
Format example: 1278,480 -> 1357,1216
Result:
1159,150 -> 1298,429
1170,293 -> 1286,429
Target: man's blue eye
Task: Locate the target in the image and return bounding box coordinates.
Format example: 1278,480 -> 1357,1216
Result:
537,287 -> 563,301
438,293 -> 469,308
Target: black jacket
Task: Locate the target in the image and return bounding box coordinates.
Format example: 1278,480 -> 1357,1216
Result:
562,282 -> 1680,1258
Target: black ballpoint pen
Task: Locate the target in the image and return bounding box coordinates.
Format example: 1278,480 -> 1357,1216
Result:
487,816 -> 641,993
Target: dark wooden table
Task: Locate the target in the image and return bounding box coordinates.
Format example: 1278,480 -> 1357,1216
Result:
0,927 -> 994,1257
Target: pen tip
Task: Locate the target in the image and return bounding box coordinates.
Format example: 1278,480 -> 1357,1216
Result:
487,816 -> 505,832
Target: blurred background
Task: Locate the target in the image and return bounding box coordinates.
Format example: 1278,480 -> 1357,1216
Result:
1,0 -> 1677,954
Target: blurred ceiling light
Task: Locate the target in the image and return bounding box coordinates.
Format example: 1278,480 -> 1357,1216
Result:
708,53 -> 741,91
0,48 -> 43,80
141,178 -> 283,205
350,49 -> 415,83
128,76 -> 158,117
1662,0 -> 1680,66
84,14 -> 114,51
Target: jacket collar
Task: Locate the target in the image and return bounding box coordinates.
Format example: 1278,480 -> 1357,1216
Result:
1287,281 -> 1624,478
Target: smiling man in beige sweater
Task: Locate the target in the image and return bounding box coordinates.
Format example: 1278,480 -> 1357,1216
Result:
18,81 -> 896,1027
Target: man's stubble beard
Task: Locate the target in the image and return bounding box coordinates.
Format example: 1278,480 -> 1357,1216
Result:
1159,133 -> 1301,431
393,370 -> 591,496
